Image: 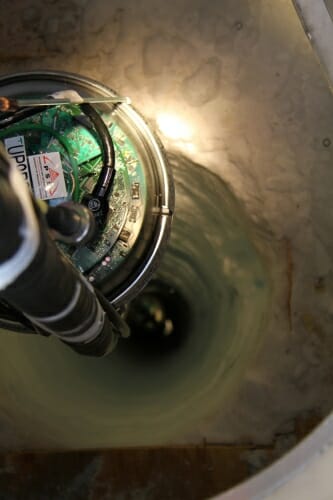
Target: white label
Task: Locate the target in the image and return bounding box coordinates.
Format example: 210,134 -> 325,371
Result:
4,135 -> 32,190
28,152 -> 67,200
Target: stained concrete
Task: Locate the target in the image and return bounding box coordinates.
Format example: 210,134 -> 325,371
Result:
0,0 -> 333,451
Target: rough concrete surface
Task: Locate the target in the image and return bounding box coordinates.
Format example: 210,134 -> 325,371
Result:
0,0 -> 333,453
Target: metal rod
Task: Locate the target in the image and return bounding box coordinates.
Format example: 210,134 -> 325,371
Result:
0,96 -> 130,112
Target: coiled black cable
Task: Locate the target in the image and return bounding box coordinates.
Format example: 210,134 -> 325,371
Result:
0,102 -> 116,203
80,103 -> 116,199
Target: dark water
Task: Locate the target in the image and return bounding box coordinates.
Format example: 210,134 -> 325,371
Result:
0,154 -> 270,449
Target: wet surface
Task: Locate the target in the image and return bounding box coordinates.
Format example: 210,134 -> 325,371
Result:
0,0 -> 333,453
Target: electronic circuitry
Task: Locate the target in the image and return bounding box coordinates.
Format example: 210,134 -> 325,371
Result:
0,105 -> 147,289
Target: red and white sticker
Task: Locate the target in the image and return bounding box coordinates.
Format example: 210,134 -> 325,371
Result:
28,152 -> 67,200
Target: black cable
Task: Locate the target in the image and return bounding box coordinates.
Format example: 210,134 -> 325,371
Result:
0,106 -> 50,129
0,146 -> 120,356
0,102 -> 116,204
0,300 -> 38,334
0,101 -> 118,331
80,103 -> 116,199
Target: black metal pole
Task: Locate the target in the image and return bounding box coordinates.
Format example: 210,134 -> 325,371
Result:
0,144 -> 126,356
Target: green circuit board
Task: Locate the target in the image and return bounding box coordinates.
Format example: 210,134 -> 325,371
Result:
0,105 -> 147,286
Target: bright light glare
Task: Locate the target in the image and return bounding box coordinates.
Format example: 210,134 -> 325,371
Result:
157,113 -> 193,141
